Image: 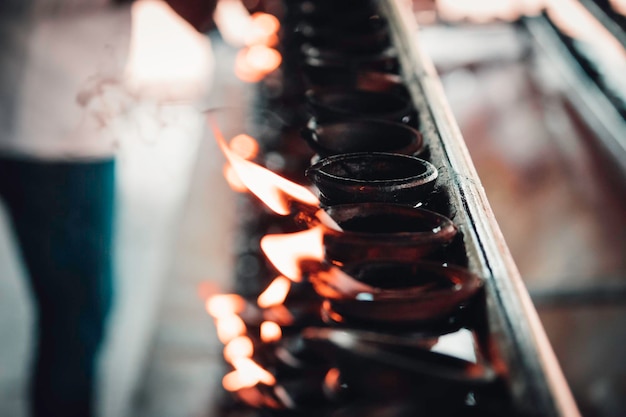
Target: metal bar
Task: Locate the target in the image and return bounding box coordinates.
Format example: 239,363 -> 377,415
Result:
380,1 -> 581,416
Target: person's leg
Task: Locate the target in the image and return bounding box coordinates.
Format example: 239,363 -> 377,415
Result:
0,156 -> 115,417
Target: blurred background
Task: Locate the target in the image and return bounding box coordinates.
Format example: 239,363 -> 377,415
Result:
0,0 -> 624,416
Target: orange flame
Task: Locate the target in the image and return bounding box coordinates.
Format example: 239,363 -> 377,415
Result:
230,133 -> 260,160
222,360 -> 276,391
224,335 -> 255,363
309,265 -> 374,299
246,12 -> 281,46
206,294 -> 246,318
235,45 -> 283,83
224,164 -> 249,192
215,314 -> 247,344
263,304 -> 295,326
257,276 -> 291,308
208,113 -> 319,215
260,321 -> 282,343
232,357 -> 276,386
260,226 -> 325,281
324,368 -> 341,390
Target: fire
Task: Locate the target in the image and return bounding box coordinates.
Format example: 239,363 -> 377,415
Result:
263,304 -> 295,326
230,134 -> 260,160
233,357 -> 277,386
223,370 -> 260,392
324,368 -> 341,391
260,321 -> 282,343
309,266 -> 374,299
235,45 -> 283,83
206,294 -> 246,318
246,12 -> 281,46
224,335 -> 255,363
207,112 -> 319,215
215,314 -> 247,344
224,164 -> 248,192
260,226 -> 325,281
257,276 -> 291,308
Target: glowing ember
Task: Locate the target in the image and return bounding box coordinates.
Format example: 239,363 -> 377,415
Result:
257,276 -> 292,308
260,321 -> 282,343
224,335 -> 255,363
233,357 -> 277,386
216,314 -> 247,344
207,113 -> 319,215
206,294 -> 246,318
230,133 -> 260,160
324,368 -> 341,391
260,226 -> 325,281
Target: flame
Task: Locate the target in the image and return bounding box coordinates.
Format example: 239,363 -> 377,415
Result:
230,134 -> 260,160
214,2 -> 280,47
222,370 -> 259,392
216,314 -> 247,344
309,266 -> 375,299
246,12 -> 281,46
324,368 -> 341,391
224,335 -> 255,363
206,294 -> 246,318
224,164 -> 248,192
233,357 -> 276,386
260,226 -> 325,281
260,321 -> 282,343
257,276 -> 291,308
235,45 -> 283,83
263,304 -> 295,326
207,113 -> 319,215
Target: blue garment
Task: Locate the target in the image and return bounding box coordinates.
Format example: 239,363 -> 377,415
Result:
0,157 -> 115,417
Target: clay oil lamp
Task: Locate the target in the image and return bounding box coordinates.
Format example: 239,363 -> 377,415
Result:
308,261 -> 483,329
306,152 -> 437,205
302,120 -> 424,158
303,327 -> 496,411
305,88 -> 418,127
303,203 -> 457,265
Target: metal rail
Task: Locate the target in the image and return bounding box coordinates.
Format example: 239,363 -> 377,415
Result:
380,1 -> 581,416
